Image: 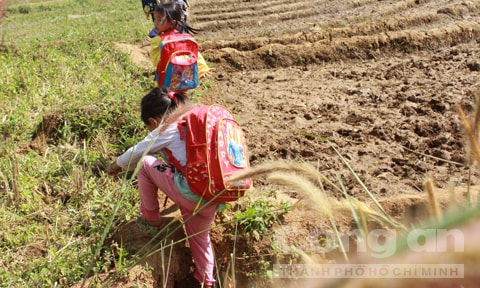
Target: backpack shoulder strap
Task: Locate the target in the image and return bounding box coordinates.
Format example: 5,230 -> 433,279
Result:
164,148 -> 185,175
164,105 -> 209,175
163,116 -> 188,174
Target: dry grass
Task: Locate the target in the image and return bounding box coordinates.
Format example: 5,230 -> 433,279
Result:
231,159 -> 403,229
424,177 -> 442,222
230,158 -> 409,264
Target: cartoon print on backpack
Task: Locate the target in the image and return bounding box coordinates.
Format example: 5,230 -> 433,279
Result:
224,120 -> 247,167
160,39 -> 199,91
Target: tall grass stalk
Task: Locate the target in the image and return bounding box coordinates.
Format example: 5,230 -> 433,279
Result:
424,177 -> 442,221
160,240 -> 174,288
327,142 -> 398,225
231,160 -> 404,229
229,156 -> 410,264
229,201 -> 241,288
333,170 -> 368,237
458,105 -> 480,169
265,171 -> 349,262
222,256 -> 232,288
11,154 -> 20,208
230,252 -> 236,288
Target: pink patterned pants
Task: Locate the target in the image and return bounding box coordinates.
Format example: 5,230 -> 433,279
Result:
137,155 -> 217,286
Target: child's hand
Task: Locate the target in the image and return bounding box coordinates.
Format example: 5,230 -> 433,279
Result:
202,68 -> 215,79
107,162 -> 122,176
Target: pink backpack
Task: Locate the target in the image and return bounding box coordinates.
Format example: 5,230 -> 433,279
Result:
165,105 -> 252,202
156,30 -> 199,92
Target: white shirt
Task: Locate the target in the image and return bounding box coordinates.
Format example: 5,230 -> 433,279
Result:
116,123 -> 186,170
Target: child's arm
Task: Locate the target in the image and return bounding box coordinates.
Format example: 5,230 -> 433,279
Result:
149,36 -> 162,67
107,124 -> 178,176
197,52 -> 212,79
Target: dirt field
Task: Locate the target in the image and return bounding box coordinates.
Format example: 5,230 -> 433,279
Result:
110,0 -> 480,287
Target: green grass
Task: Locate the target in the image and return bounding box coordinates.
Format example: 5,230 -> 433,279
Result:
0,0 -> 160,286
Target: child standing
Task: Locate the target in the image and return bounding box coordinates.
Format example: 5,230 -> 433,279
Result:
107,87 -> 217,288
149,2 -> 210,86
141,0 -> 190,40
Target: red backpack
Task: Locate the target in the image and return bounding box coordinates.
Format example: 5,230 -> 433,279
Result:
156,30 -> 199,92
165,105 -> 252,202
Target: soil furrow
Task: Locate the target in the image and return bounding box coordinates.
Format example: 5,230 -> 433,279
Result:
191,0 -> 326,15
199,13 -> 450,51
202,21 -> 480,70
193,6 -> 318,32
191,0 -> 478,42
193,1 -> 314,22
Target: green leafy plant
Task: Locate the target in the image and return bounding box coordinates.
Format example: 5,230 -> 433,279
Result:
235,198 -> 290,240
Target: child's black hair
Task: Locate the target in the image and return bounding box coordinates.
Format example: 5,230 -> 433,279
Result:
154,2 -> 199,35
140,87 -> 188,125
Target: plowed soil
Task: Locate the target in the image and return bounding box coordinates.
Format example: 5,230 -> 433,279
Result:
110,0 -> 480,287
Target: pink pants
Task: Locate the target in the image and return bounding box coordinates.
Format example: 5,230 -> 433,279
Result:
138,155 -> 217,286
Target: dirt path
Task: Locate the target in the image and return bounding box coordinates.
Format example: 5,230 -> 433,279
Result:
112,0 -> 480,287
